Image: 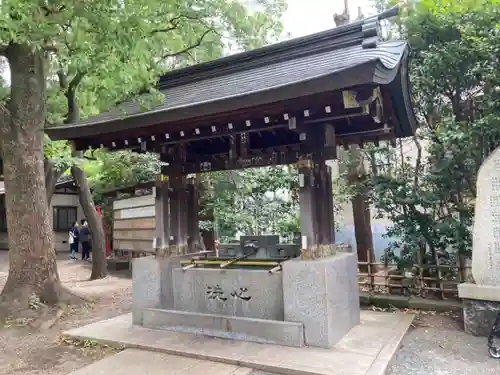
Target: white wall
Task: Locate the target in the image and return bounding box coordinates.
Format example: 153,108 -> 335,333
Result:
0,191 -> 84,252
52,191 -> 85,252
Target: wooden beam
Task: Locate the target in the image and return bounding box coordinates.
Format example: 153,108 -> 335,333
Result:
82,102 -> 375,152
160,146 -> 337,175
111,120 -> 289,152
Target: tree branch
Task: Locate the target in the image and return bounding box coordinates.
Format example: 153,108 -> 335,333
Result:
151,14 -> 206,34
44,45 -> 58,53
57,69 -> 86,124
107,27 -> 214,109
60,21 -> 78,55
40,3 -> 66,16
160,29 -> 213,60
68,70 -> 85,93
412,135 -> 423,191
57,69 -> 68,89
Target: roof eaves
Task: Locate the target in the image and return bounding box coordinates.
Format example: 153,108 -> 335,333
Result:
44,6 -> 403,140
47,58 -> 398,141
47,42 -> 408,140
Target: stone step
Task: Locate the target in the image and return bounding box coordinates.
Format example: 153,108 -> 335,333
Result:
142,308 -> 304,347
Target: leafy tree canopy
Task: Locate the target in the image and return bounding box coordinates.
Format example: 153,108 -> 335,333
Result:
1,0 -> 286,124
0,0 -> 287,302
343,0 -> 500,270
35,0 -> 287,196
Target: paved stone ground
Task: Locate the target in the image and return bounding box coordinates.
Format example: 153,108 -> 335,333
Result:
67,349 -> 253,375
248,314 -> 500,375
63,310 -> 412,375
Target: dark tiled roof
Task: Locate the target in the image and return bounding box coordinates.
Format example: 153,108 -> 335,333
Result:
74,41 -> 406,128
45,6 -> 413,140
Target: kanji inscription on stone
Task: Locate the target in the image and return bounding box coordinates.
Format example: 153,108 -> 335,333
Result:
472,148 -> 500,285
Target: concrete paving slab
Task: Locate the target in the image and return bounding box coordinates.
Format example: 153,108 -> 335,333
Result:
66,348 -> 253,375
63,310 -> 414,375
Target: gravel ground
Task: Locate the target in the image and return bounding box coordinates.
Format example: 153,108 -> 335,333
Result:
251,313 -> 500,375
387,314 -> 500,375
0,252 -> 132,375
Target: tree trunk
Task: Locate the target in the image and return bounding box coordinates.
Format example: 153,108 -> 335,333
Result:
44,159 -> 64,205
0,44 -> 64,305
346,148 -> 375,269
60,69 -> 106,280
351,187 -> 375,263
71,163 -> 107,280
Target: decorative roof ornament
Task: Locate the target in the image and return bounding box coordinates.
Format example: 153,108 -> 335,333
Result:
355,6 -> 365,21
333,0 -> 350,27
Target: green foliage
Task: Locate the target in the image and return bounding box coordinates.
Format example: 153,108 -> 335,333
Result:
88,150 -> 160,190
0,0 -> 286,123
345,0 -> 500,269
43,137 -> 73,174
203,167 -> 299,241
0,0 -> 287,199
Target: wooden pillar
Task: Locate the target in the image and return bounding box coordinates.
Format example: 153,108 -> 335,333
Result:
154,177 -> 170,256
298,123 -> 336,259
347,146 -> 375,266
323,124 -> 336,245
318,164 -> 334,245
186,176 -> 202,252
169,175 -> 189,255
298,159 -> 316,248
299,160 -> 332,258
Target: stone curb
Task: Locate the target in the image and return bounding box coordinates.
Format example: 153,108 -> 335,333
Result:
360,292 -> 462,312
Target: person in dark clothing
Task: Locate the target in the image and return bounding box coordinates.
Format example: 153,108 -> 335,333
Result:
79,219 -> 91,261
69,221 -> 79,260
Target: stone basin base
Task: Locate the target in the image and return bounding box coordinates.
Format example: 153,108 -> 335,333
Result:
142,308 -> 304,347
132,252 -> 360,348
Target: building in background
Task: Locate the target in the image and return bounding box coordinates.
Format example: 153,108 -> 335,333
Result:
0,176 -> 84,252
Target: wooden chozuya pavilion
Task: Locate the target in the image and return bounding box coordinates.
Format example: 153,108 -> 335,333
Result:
46,6 -> 416,258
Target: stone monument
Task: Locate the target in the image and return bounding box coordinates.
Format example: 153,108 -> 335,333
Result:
458,147 -> 500,335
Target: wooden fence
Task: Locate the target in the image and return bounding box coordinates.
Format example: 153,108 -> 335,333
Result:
109,195 -> 472,301
356,249 -> 472,299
